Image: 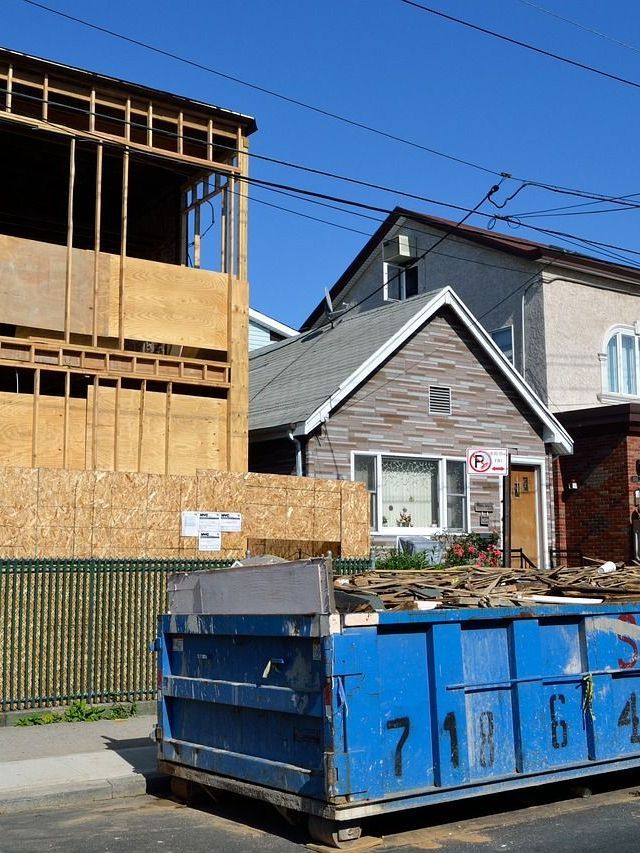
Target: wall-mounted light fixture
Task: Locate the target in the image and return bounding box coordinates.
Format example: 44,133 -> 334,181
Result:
567,479 -> 578,491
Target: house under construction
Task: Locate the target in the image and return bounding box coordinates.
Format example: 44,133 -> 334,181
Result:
0,47 -> 256,474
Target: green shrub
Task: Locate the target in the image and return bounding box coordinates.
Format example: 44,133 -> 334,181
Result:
375,549 -> 432,570
63,700 -> 106,722
15,711 -> 62,726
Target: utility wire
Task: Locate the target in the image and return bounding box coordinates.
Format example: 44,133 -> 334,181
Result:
517,0 -> 640,56
250,185 -> 499,402
7,87 -> 640,274
14,12 -> 640,216
18,0 -> 503,178
400,1 -> 640,93
17,0 -> 640,210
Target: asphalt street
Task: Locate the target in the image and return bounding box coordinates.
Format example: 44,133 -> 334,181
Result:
3,772 -> 640,853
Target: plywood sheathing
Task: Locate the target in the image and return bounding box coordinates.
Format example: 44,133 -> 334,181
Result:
0,466 -> 369,558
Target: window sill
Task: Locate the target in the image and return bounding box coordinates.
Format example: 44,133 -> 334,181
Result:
598,392 -> 640,404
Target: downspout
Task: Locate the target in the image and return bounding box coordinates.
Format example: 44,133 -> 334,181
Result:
288,430 -> 303,477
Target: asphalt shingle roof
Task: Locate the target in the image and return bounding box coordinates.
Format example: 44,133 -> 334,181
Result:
249,290 -> 447,432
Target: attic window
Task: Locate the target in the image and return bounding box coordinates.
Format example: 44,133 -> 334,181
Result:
429,385 -> 451,415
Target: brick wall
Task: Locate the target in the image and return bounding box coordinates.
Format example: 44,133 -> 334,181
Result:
556,430 -> 633,563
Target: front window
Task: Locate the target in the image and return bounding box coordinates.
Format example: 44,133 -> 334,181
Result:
384,263 -> 419,301
605,330 -> 638,396
354,454 -> 377,530
353,453 -> 467,532
381,456 -> 439,528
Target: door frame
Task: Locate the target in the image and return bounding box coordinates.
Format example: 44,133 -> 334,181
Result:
502,455 -> 548,569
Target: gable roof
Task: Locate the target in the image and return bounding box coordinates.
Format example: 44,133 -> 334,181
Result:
250,286 -> 572,454
300,207 -> 640,330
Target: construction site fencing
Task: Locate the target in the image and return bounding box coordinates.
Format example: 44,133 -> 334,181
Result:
0,556 -> 370,711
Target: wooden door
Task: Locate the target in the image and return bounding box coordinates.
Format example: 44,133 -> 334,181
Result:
510,465 -> 540,567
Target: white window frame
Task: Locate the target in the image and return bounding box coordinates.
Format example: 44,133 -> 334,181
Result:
350,450 -> 470,535
601,325 -> 640,399
490,325 -> 514,364
383,262 -> 419,302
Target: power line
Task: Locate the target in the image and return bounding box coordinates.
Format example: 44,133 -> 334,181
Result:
400,0 -> 640,93
517,0 -> 640,56
7,86 -> 640,275
14,4 -> 640,216
18,0 -> 503,178
250,185 -> 498,402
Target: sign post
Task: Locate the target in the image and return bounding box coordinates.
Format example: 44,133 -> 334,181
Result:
466,447 -> 511,568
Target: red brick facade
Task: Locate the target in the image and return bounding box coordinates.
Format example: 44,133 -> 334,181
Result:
556,405 -> 640,564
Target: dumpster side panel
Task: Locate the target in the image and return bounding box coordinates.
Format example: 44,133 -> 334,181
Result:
157,614 -> 327,798
333,606 -> 640,803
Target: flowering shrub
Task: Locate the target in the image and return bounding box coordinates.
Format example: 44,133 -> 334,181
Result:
440,533 -> 502,568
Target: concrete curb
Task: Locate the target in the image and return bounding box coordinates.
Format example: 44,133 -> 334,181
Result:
0,769 -> 169,814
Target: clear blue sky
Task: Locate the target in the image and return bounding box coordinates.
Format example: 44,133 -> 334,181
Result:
5,0 -> 640,328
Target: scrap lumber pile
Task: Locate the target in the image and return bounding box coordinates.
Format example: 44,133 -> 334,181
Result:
334,564 -> 640,611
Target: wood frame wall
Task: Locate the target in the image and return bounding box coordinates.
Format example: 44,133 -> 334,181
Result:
0,50 -> 252,473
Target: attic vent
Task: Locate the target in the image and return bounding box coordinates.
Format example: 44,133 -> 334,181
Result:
429,385 -> 451,415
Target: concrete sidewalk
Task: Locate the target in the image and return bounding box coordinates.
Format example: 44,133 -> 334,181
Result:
0,714 -> 165,813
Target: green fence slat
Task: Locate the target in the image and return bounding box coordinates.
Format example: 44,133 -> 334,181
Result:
0,555 -> 369,710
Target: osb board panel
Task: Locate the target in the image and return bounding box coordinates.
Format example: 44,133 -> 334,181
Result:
0,466 -> 369,558
86,387 -> 225,475
120,257 -> 228,349
0,234 -> 112,336
168,395 -> 226,475
0,393 -> 32,467
0,392 -> 88,470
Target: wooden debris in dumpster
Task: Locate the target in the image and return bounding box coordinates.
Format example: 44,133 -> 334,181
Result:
333,564 -> 640,611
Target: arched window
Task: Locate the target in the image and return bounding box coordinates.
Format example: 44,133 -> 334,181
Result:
605,329 -> 638,396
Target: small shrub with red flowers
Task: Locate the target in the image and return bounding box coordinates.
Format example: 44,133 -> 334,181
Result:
439,532 -> 501,568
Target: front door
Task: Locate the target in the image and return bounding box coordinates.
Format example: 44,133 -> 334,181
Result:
510,465 -> 540,567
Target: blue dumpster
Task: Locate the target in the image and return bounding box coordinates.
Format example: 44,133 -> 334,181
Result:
155,563 -> 640,845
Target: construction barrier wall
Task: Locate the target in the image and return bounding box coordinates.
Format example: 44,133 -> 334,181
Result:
0,466 -> 369,560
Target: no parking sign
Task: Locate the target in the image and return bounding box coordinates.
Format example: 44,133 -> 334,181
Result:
466,447 -> 509,476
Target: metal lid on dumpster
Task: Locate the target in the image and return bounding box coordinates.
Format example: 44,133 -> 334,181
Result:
168,557 -> 335,616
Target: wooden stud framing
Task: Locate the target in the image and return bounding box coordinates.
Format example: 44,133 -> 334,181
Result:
114,377 -> 121,471
220,178 -> 228,274
177,111 -> 184,154
6,64 -> 12,113
118,148 -> 129,349
207,118 -> 213,161
147,101 -> 153,147
92,376 -> 99,470
89,86 -> 95,132
193,184 -> 201,269
237,132 -> 249,281
92,142 -> 103,347
31,368 -> 40,467
137,379 -> 146,472
42,73 -> 49,121
63,371 -> 71,469
64,137 -> 76,344
165,382 -> 172,475
125,97 -> 131,142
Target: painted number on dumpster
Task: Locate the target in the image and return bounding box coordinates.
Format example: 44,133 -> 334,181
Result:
478,711 -> 495,768
387,716 -> 410,777
550,694 -> 568,749
618,692 -> 640,744
443,711 -> 460,768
